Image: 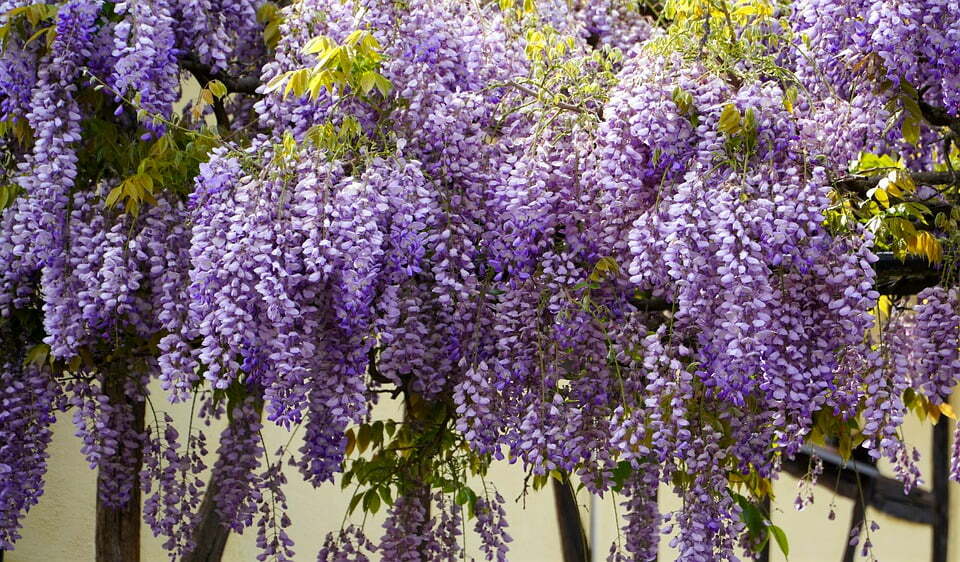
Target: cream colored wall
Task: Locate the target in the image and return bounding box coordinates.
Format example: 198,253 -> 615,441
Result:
8,389 -> 953,562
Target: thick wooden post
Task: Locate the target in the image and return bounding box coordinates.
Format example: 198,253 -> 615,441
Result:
184,397 -> 264,562
552,476 -> 590,562
95,376 -> 145,562
182,477 -> 230,562
933,418 -> 950,562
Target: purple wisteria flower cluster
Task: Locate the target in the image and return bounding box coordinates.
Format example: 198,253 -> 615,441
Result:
0,347 -> 58,549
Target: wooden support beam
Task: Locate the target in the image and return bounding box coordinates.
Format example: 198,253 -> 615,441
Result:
933,419 -> 950,562
181,476 -> 230,562
95,376 -> 145,562
553,476 -> 590,562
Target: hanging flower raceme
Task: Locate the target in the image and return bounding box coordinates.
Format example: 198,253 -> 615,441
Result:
111,0 -> 180,136
0,348 -> 59,549
0,0 -> 100,313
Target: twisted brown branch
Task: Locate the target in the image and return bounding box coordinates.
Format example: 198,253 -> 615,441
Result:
834,170 -> 958,195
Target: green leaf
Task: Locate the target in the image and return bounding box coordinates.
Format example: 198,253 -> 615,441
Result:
899,81 -> 921,121
768,524 -> 789,557
363,489 -> 381,514
902,113 -> 921,146
348,492 -> 363,515
26,4 -> 45,26
611,461 -> 632,493
263,19 -> 282,49
24,25 -> 49,48
371,420 -> 384,447
838,430 -> 852,460
256,1 -> 278,23
207,80 -> 227,99
137,173 -> 155,194
672,86 -> 694,114
379,486 -> 393,506
357,424 -> 371,453
733,493 -> 765,539
24,343 -> 50,366
589,256 -> 620,282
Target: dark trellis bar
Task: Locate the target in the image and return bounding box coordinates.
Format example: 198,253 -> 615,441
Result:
782,440 -> 949,562
840,447 -> 877,562
782,445 -> 937,525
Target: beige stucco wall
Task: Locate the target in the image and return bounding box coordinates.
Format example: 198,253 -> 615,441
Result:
6,387 -> 953,562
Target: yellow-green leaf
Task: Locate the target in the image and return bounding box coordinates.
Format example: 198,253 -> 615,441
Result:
902,113 -> 921,146
284,69 -> 309,98
873,185 -> 890,208
24,25 -> 49,47
307,74 -> 326,99
207,80 -> 227,99
359,71 -> 377,95
373,74 -> 392,97
718,103 -> 742,135
263,19 -> 281,49
315,45 -> 342,71
105,185 -> 124,208
344,30 -> 365,47
940,403 -> 957,420
302,35 -> 330,55
264,71 -> 291,93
